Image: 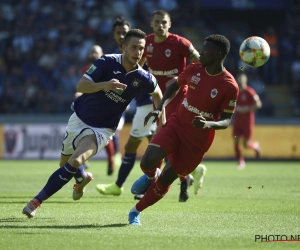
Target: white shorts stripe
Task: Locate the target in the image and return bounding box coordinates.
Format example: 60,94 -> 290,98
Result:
61,112 -> 114,155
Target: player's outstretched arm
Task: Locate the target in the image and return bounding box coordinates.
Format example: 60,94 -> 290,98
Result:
144,79 -> 179,126
150,85 -> 166,125
192,112 -> 233,130
158,79 -> 180,110
189,49 -> 200,63
76,76 -> 127,93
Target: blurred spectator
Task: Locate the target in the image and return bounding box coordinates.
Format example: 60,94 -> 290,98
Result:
0,0 -> 298,117
258,96 -> 275,117
279,34 -> 293,85
262,26 -> 279,85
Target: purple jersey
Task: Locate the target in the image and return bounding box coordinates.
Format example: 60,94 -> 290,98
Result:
74,54 -> 158,130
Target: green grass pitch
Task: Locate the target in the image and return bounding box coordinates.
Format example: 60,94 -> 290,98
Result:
0,160 -> 299,250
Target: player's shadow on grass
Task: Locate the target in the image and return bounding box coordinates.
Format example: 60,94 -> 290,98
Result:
0,223 -> 128,229
0,200 -> 133,204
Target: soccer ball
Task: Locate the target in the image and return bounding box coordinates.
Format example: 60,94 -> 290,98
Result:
239,36 -> 270,67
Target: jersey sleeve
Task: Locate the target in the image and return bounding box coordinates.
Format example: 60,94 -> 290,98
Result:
177,64 -> 193,87
83,55 -> 107,82
179,37 -> 195,58
248,87 -> 258,100
221,79 -> 239,114
146,73 -> 159,94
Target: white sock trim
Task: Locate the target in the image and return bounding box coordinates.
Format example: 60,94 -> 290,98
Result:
130,206 -> 140,213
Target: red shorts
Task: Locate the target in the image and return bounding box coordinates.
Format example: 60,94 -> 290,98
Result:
150,115 -> 205,176
233,122 -> 253,139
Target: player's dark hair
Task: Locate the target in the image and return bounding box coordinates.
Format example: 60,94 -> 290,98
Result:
112,16 -> 131,31
123,29 -> 146,45
205,34 -> 230,56
152,9 -> 171,21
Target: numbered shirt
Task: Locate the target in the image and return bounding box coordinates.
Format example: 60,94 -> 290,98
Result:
74,54 -> 158,129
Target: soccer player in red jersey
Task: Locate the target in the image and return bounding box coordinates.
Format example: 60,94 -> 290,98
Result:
139,9 -> 202,202
128,34 -> 239,225
233,72 -> 262,169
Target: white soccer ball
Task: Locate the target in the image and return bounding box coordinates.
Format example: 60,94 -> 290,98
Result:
239,36 -> 270,67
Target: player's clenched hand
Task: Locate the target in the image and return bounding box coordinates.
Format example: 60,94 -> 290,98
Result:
192,115 -> 208,129
144,110 -> 162,126
102,79 -> 127,90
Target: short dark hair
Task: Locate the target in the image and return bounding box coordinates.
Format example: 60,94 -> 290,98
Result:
112,16 -> 131,31
152,9 -> 171,20
205,34 -> 230,56
123,29 -> 146,45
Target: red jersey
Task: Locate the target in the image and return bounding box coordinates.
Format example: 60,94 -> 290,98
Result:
81,64 -> 91,75
234,86 -> 257,127
143,33 -> 195,93
176,62 -> 238,151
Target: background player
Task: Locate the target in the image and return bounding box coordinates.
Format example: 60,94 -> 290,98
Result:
128,34 -> 239,225
233,72 -> 262,169
22,29 -> 165,219
139,9 -> 205,202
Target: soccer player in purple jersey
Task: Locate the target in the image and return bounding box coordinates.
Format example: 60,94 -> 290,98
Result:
95,18 -> 159,198
22,29 -> 165,219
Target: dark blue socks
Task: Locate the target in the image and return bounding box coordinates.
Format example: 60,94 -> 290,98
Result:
34,163 -> 77,203
116,153 -> 136,188
73,165 -> 87,184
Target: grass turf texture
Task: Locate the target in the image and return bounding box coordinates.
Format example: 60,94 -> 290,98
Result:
0,160 -> 299,250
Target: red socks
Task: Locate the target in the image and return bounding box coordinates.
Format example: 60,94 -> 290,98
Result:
235,144 -> 242,161
136,178 -> 171,212
140,163 -> 157,178
105,140 -> 115,168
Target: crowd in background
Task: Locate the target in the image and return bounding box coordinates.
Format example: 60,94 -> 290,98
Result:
0,0 -> 300,116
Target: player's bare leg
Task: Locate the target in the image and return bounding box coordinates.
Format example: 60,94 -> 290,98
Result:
105,140 -> 115,175
59,154 -> 71,167
243,138 -> 261,159
234,136 -> 245,169
131,145 -> 166,195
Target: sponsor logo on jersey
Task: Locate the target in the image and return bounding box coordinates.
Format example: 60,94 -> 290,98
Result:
149,67 -> 178,76
211,88 -> 218,98
189,85 -> 195,89
229,100 -> 236,107
103,90 -> 126,103
132,78 -> 141,87
190,74 -> 200,84
147,44 -> 153,53
87,65 -> 97,74
182,98 -> 214,119
165,49 -> 171,57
